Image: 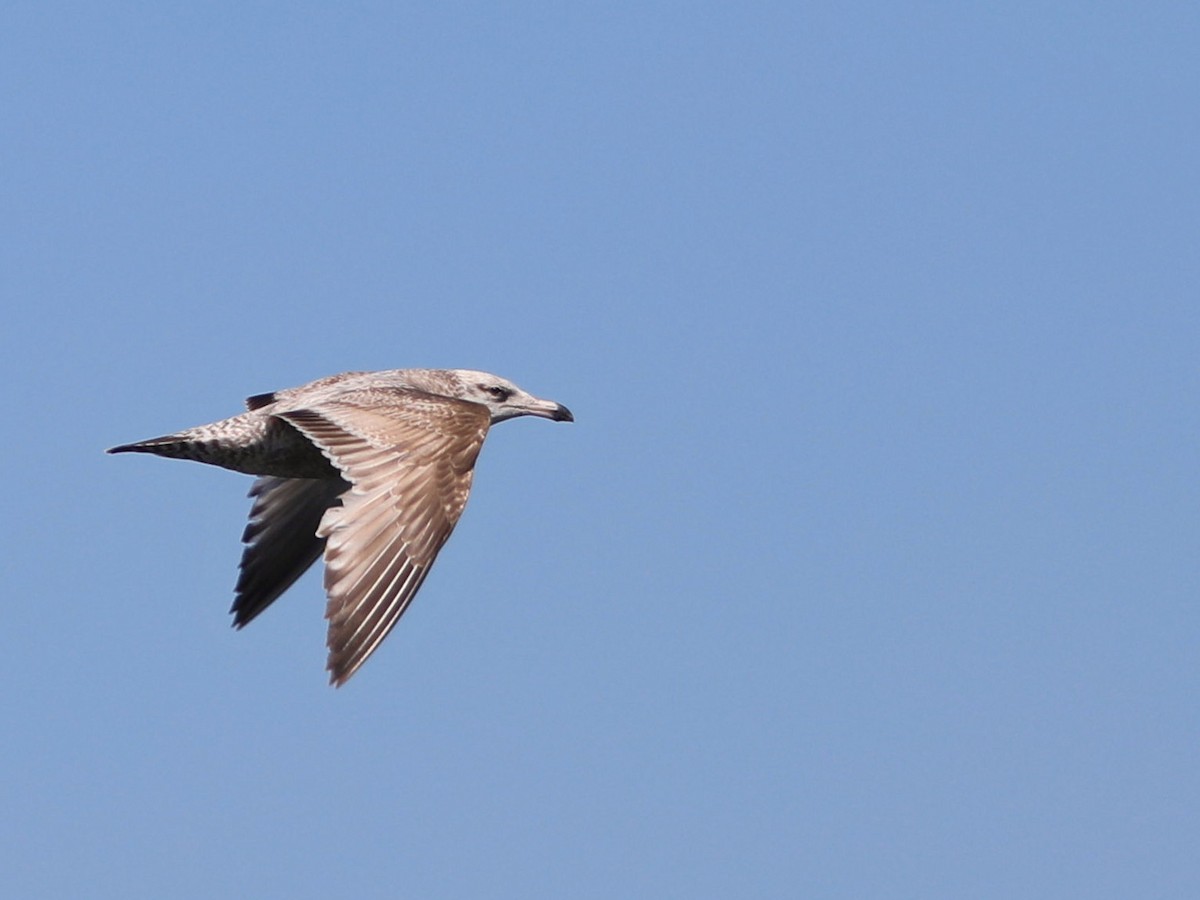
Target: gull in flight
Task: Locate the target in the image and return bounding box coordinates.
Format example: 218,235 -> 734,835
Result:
109,369 -> 573,685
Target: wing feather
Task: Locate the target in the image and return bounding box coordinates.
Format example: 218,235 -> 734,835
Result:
231,476 -> 349,627
276,390 -> 490,685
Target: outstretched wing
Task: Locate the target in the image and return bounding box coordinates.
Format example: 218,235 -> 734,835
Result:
231,475 -> 350,627
276,389 -> 491,685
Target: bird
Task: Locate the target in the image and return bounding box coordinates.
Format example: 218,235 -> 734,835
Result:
108,368 -> 574,686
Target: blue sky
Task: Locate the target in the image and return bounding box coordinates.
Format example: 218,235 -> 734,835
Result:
3,2 -> 1197,897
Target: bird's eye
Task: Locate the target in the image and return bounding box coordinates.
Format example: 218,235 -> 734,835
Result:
484,385 -> 512,400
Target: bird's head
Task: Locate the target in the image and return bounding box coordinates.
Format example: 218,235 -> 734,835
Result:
444,370 -> 574,424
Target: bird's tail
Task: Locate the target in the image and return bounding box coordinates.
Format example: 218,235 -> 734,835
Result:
107,412 -> 330,477
107,434 -> 212,462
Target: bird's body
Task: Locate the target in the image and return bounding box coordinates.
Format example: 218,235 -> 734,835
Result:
109,368 -> 573,685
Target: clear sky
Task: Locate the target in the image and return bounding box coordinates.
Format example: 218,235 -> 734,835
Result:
3,3 -> 1197,897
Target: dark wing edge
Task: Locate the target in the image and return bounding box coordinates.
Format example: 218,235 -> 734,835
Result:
231,475 -> 349,627
245,391 -> 277,410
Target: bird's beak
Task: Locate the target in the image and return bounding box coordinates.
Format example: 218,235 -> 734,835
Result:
522,398 -> 574,422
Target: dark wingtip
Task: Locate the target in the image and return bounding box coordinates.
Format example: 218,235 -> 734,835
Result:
107,443 -> 137,454
228,603 -> 253,630
246,391 -> 277,411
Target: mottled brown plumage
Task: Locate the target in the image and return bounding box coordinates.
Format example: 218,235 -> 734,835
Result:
109,369 -> 573,685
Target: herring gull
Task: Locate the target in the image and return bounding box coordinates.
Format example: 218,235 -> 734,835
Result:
108,368 -> 573,686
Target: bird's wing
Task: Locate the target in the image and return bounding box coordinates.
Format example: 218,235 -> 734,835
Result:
276,390 -> 491,685
231,475 -> 350,627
